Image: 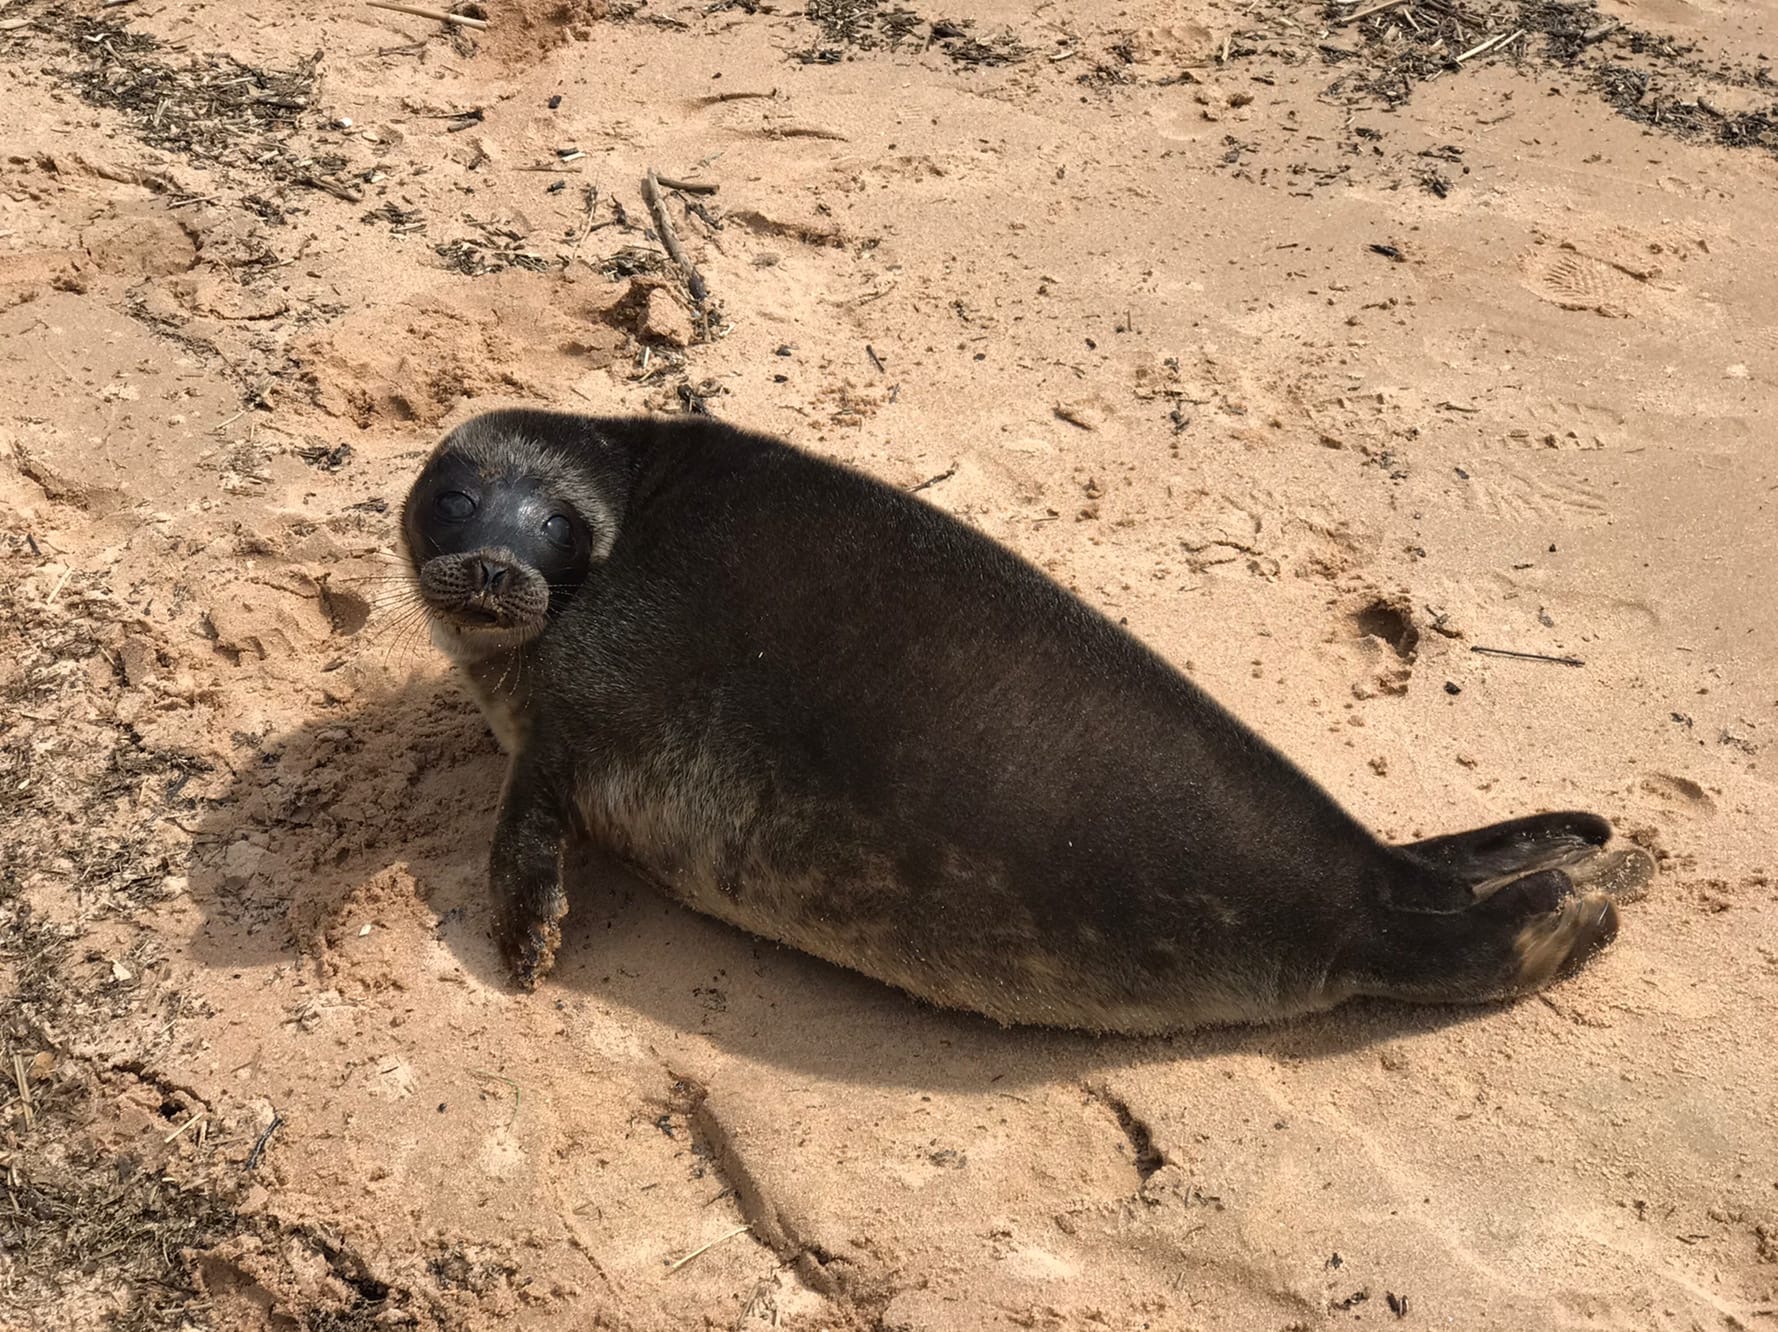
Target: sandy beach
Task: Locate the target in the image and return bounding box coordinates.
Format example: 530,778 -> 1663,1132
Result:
1,0 -> 1774,1326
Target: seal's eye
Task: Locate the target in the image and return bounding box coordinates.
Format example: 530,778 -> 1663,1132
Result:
541,514 -> 574,550
435,490 -> 476,521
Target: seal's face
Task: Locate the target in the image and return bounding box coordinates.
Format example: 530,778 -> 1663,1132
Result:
402,448 -> 593,648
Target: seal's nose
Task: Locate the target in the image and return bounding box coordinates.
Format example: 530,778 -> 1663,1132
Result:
472,558 -> 508,593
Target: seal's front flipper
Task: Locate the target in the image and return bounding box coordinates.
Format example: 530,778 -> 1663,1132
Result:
490,759 -> 572,989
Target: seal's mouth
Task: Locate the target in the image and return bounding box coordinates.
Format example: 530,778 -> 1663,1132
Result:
415,550 -> 551,637
452,602 -> 503,628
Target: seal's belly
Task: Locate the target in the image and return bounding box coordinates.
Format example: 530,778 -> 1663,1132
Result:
571,762 -> 1289,1031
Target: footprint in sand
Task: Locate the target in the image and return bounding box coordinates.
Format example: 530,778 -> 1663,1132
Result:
1521,247 -> 1653,319
1509,398 -> 1630,452
1639,773 -> 1715,815
1454,462 -> 1609,524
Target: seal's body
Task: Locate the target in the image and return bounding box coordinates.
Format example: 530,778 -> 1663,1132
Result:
402,410 -> 1649,1033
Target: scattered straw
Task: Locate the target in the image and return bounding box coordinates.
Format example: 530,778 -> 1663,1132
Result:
665,1223 -> 752,1274
10,1052 -> 32,1130
162,1110 -> 205,1144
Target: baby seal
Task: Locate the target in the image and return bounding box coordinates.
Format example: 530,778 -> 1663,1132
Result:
402,409 -> 1652,1034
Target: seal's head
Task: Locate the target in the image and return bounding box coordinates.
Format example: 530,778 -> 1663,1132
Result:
401,412 -> 619,654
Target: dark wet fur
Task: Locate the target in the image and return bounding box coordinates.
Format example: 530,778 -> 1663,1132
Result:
404,410 -> 1653,1033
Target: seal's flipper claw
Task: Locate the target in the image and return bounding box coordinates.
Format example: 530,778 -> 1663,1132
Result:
1566,844 -> 1656,905
502,916 -> 563,991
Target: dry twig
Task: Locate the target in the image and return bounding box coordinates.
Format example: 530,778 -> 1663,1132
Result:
1336,0 -> 1409,27
665,1224 -> 752,1274
643,167 -> 709,305
365,1 -> 489,30
1469,645 -> 1585,667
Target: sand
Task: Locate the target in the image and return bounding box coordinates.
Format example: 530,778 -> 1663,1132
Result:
1,0 -> 1774,1328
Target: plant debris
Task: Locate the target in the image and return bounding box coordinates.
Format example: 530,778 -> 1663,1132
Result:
1313,0 -> 1778,159
788,1 -> 1026,66
53,15 -> 326,181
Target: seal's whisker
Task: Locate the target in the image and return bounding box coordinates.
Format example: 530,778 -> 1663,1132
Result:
365,603 -> 433,654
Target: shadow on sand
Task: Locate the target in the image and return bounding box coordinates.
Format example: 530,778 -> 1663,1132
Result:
183,672 -> 1502,1091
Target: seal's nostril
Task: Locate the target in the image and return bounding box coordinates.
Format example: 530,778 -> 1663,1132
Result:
474,559 -> 507,593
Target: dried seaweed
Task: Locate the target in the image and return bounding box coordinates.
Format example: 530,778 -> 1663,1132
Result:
1312,0 -> 1778,158
804,0 -> 924,50
57,14 -> 324,180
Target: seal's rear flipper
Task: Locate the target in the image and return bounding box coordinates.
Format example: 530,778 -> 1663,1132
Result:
1401,810 -> 1610,884
1353,845 -> 1655,1006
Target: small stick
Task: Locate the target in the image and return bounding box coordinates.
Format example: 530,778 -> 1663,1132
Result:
163,1111 -> 206,1144
1469,645 -> 1584,667
365,1 -> 489,29
1454,31 -> 1501,62
44,565 -> 74,604
866,344 -> 885,372
655,176 -> 718,195
1580,18 -> 1619,43
567,185 -> 600,263
1336,0 -> 1408,27
1455,28 -> 1520,63
11,1054 -> 31,1130
168,194 -> 220,209
245,1112 -> 284,1169
469,1066 -> 522,1124
300,174 -> 364,203
911,463 -> 958,493
694,89 -> 778,105
643,168 -> 708,305
665,1224 -> 752,1274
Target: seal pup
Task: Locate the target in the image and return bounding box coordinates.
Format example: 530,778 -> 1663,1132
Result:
401,409 -> 1652,1034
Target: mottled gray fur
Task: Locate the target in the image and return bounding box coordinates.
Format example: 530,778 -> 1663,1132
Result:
401,409 -> 1652,1033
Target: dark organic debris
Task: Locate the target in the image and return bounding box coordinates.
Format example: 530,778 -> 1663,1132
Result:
1469,644 -> 1585,667
297,442 -> 355,471
789,1 -> 1026,66
55,16 -> 324,181
245,1112 -> 285,1169
362,200 -> 428,234
932,17 -> 1029,67
1084,1084 -> 1165,1182
601,246 -> 675,282
1314,0 -> 1778,159
677,379 -> 725,414
803,0 -> 924,50
433,218 -> 552,276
